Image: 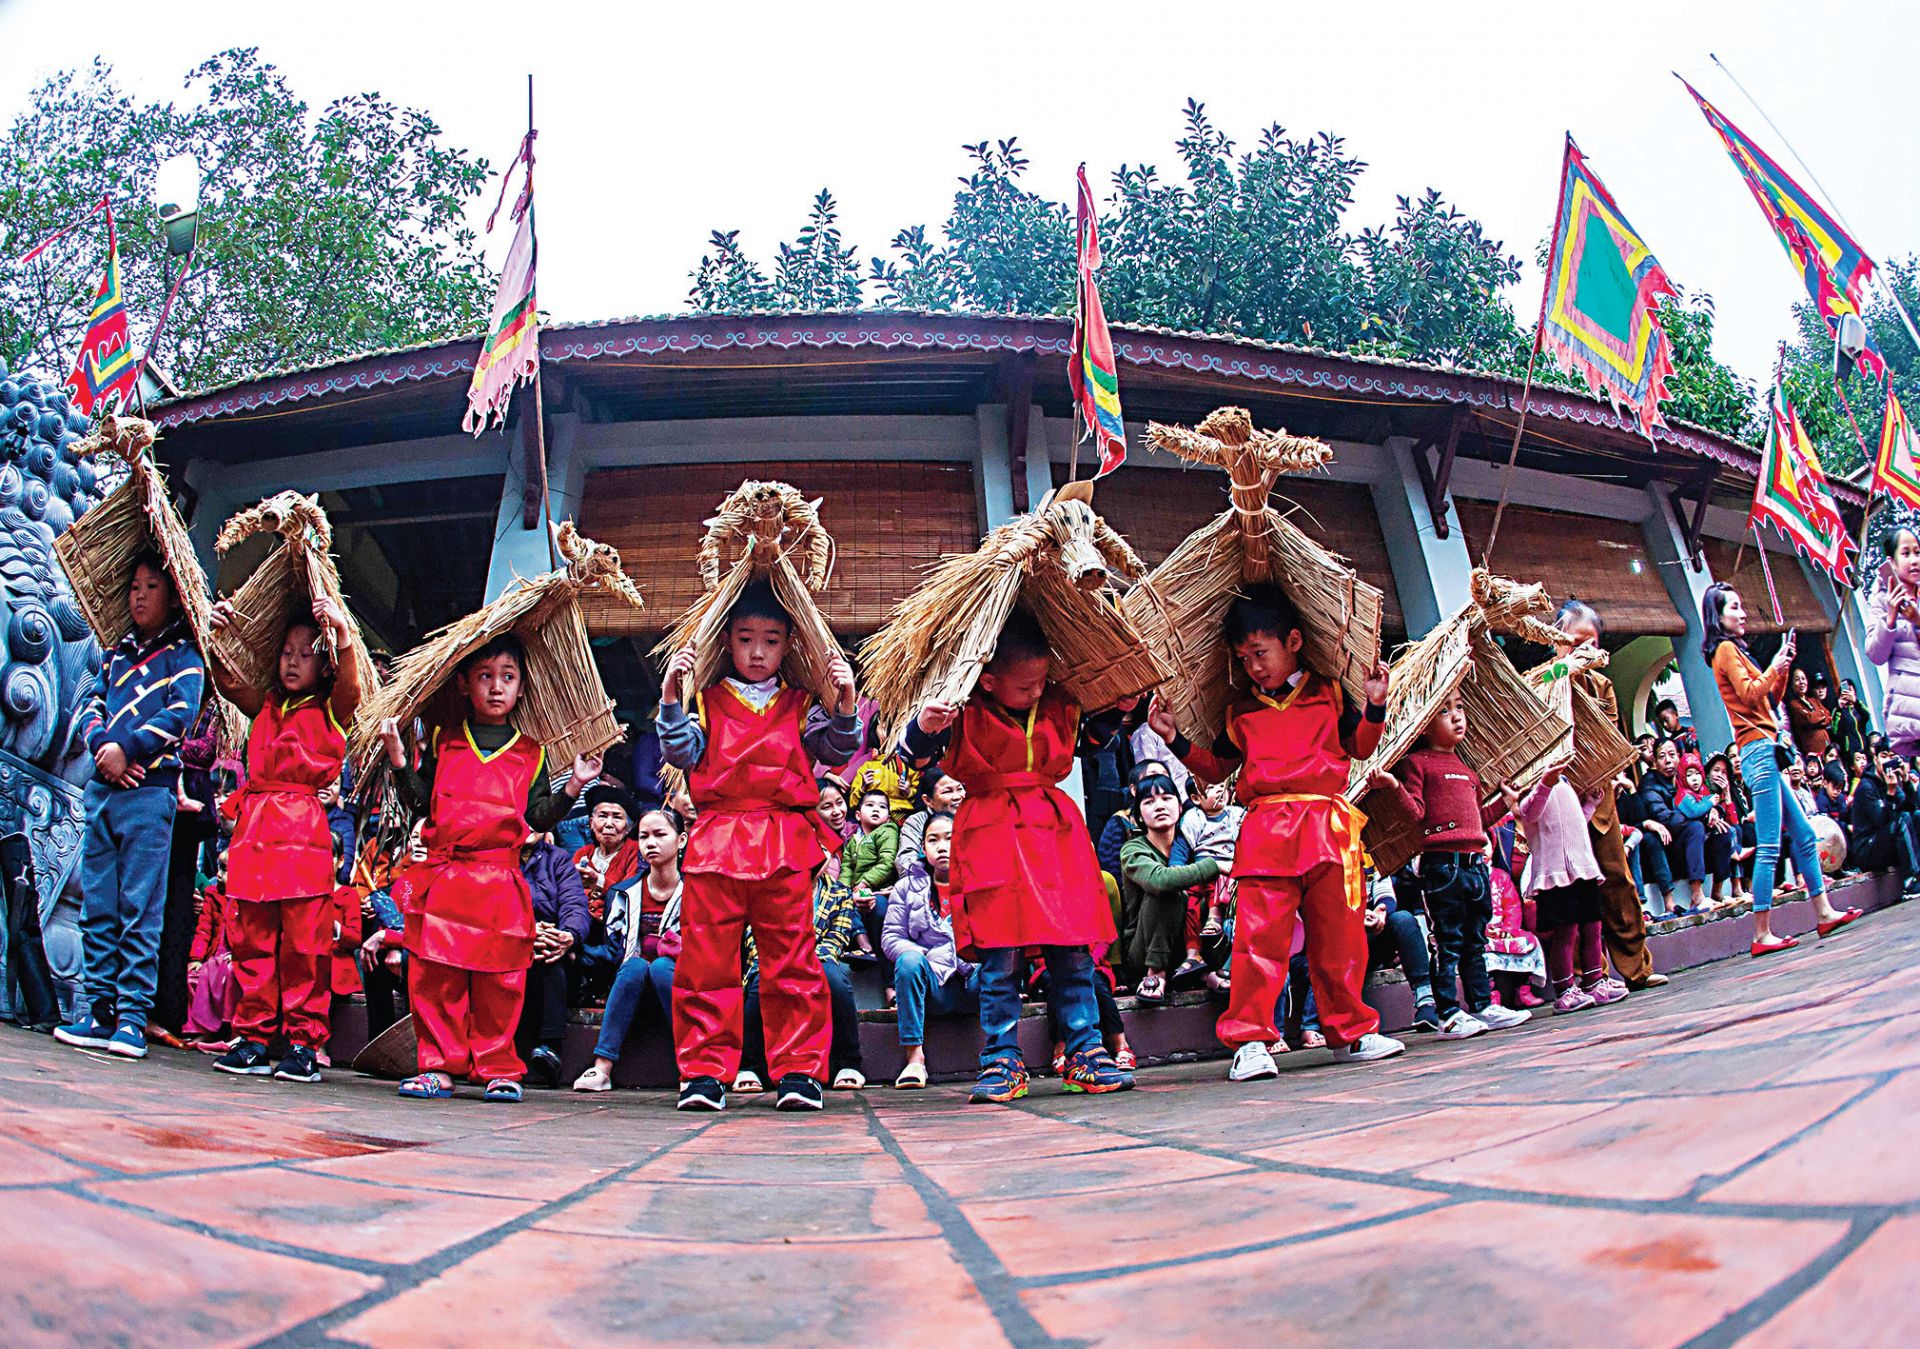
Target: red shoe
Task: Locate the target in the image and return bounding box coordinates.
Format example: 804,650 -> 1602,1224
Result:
1751,935 -> 1800,958
1817,908 -> 1864,938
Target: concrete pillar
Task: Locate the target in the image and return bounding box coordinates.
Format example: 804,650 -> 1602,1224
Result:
1369,435 -> 1475,634
973,405 -> 1015,529
1641,483 -> 1735,755
486,411 -> 586,600
1023,406 -> 1054,513
1802,557 -> 1884,727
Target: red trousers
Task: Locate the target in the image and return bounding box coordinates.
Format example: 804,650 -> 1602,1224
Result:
409,957 -> 527,1081
230,895 -> 332,1049
1219,866 -> 1379,1049
673,869 -> 828,1082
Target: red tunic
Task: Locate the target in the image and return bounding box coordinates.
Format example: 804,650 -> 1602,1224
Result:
943,683 -> 1114,956
226,695 -> 345,903
1218,677 -> 1369,881
406,723 -> 545,973
684,682 -> 835,880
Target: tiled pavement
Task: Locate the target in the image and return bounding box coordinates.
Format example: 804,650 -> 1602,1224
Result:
5,906 -> 1920,1347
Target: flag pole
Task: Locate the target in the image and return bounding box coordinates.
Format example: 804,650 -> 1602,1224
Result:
1485,134 -> 1572,569
1710,52 -> 1920,353
1753,524 -> 1784,626
525,73 -> 557,571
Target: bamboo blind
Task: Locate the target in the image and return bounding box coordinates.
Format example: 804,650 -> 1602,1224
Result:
1699,538 -> 1832,635
1090,466 -> 1405,634
577,461 -> 981,636
1454,501 -> 1683,637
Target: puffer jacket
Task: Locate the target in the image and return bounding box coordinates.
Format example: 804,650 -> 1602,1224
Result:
1865,560 -> 1920,756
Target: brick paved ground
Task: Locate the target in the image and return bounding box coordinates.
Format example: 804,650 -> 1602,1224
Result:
3,902 -> 1918,1347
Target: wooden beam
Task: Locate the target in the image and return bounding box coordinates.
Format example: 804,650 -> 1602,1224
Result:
1683,467 -> 1717,571
1413,409 -> 1465,539
1001,354 -> 1035,513
520,399 -> 544,531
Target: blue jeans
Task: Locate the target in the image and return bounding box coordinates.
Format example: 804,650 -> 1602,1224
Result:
1740,740 -> 1826,913
977,945 -> 1098,1067
892,947 -> 979,1047
592,955 -> 675,1062
77,780 -> 177,1030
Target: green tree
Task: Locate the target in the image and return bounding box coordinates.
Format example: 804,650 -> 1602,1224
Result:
0,50 -> 493,393
687,97 -> 1752,431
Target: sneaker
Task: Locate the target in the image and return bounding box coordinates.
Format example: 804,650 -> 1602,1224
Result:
1411,1001 -> 1440,1033
1553,985 -> 1597,1013
53,1013 -> 116,1051
1229,1042 -> 1280,1081
106,1024 -> 148,1059
1478,1004 -> 1532,1031
969,1057 -> 1029,1104
214,1039 -> 273,1076
526,1045 -> 562,1089
677,1076 -> 727,1111
831,1068 -> 866,1090
272,1045 -> 322,1083
1437,1011 -> 1489,1040
1336,1033 -> 1406,1062
732,1069 -> 765,1094
775,1074 -> 825,1111
1584,978 -> 1629,1006
1063,1048 -> 1133,1094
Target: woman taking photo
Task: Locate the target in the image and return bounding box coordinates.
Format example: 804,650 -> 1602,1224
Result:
1702,582 -> 1862,955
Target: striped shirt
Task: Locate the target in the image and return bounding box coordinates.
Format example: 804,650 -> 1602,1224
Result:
81,617 -> 206,788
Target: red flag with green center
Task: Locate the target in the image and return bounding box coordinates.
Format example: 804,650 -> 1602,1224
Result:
463,132 -> 540,435
1537,136 -> 1677,437
1875,389 -> 1920,512
1069,164 -> 1127,477
1752,383 -> 1856,585
1680,78 -> 1885,384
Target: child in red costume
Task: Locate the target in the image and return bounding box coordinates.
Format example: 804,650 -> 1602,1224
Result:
378,634 -> 600,1102
658,580 -> 862,1113
1149,583 -> 1404,1082
903,609 -> 1137,1104
204,594 -> 363,1084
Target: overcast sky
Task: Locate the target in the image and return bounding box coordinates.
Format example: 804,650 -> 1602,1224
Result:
3,0 -> 1915,391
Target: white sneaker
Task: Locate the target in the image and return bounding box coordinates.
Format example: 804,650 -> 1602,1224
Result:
1337,1033 -> 1406,1062
1436,1011 -> 1488,1040
1228,1042 -> 1280,1081
1478,1004 -> 1532,1031
831,1068 -> 867,1090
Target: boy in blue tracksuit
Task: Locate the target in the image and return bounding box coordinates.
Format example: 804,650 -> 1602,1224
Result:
55,550 -> 206,1059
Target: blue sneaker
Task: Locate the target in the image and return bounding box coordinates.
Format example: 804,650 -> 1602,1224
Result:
106,1024 -> 148,1059
53,1014 -> 115,1050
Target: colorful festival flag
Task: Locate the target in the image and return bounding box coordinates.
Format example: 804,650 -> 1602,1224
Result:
463,132 -> 541,436
23,198 -> 141,416
1069,164 -> 1127,478
1875,389 -> 1920,513
1537,136 -> 1677,437
1751,383 -> 1857,585
1680,79 -> 1885,383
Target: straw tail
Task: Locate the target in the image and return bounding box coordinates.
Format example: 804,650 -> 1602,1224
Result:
859,488 -> 1160,746
657,480 -> 844,711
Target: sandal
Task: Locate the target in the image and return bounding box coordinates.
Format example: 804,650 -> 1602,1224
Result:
1172,956 -> 1208,982
1135,973 -> 1166,1004
894,1061 -> 928,1089
1200,917 -> 1224,939
483,1078 -> 524,1102
573,1065 -> 613,1093
398,1074 -> 453,1100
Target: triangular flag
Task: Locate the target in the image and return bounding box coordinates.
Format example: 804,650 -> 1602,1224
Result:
463,133 -> 541,436
1874,389 -> 1920,512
